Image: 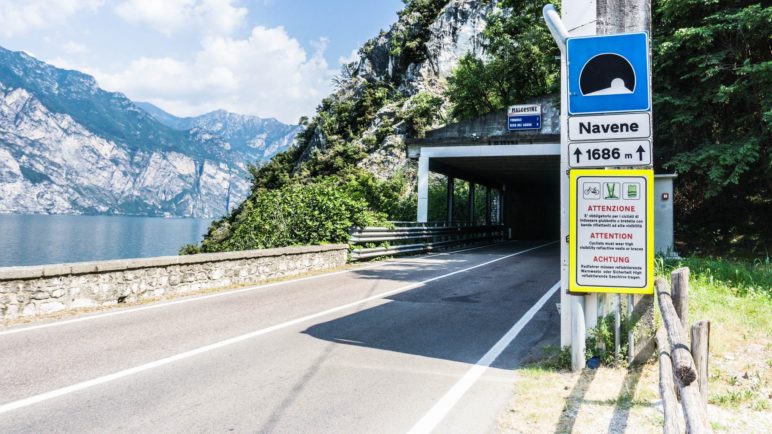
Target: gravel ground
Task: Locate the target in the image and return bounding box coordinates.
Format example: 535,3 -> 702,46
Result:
496,364 -> 662,434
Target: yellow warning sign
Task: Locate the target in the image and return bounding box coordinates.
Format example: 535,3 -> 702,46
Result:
569,169 -> 654,294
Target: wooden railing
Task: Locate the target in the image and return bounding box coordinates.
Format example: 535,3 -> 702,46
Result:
656,267 -> 713,433
348,223 -> 504,261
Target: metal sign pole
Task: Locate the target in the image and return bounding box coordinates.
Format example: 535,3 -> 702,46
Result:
542,3 -> 578,369
545,1 -> 598,371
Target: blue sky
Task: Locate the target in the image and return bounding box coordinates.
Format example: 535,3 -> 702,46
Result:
0,0 -> 405,123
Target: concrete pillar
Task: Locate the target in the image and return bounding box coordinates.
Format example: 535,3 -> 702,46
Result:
446,176 -> 455,225
501,185 -> 509,238
485,186 -> 492,225
467,183 -> 475,225
498,188 -> 504,224
417,155 -> 429,223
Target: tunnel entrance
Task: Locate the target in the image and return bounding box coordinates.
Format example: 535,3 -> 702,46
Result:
408,99 -> 561,241
427,153 -> 560,240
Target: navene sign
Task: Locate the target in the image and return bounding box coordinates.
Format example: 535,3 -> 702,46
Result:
568,113 -> 650,141
565,33 -> 653,169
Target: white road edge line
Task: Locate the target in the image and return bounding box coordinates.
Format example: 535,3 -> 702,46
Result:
0,241 -> 518,337
407,280 -> 561,434
0,241 -> 554,416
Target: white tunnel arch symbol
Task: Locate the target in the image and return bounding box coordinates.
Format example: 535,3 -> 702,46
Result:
579,53 -> 636,96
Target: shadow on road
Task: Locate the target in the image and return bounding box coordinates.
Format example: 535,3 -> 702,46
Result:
348,241 -> 548,284
302,243 -> 560,369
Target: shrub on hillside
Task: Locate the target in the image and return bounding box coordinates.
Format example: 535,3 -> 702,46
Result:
195,178 -> 387,253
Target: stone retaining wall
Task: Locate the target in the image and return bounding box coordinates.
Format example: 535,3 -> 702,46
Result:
0,244 -> 348,320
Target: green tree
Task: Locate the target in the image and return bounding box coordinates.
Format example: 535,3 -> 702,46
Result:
653,0 -> 771,255
199,178 -> 386,253
390,0 -> 450,76
446,0 -> 559,120
400,92 -> 445,137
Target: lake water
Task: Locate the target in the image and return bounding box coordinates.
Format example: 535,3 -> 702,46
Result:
0,214 -> 213,267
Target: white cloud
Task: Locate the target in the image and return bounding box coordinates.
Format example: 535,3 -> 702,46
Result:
338,48 -> 360,65
92,26 -> 335,124
113,0 -> 246,36
0,0 -> 102,37
62,41 -> 87,54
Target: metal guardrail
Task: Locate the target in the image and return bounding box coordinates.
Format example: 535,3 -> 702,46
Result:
349,223 -> 504,261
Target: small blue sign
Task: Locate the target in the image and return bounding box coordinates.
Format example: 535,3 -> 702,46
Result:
567,32 -> 650,115
508,115 -> 541,131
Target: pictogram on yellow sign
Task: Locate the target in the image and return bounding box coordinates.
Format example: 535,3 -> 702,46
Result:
569,169 -> 654,294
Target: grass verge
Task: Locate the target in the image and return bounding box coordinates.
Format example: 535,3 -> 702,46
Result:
657,256 -> 771,432
497,255 -> 771,433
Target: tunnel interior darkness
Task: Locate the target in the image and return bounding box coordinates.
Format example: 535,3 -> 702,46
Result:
429,154 -> 560,240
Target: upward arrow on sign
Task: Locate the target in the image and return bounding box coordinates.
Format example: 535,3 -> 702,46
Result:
567,141 -> 652,168
636,145 -> 645,161
573,147 -> 583,163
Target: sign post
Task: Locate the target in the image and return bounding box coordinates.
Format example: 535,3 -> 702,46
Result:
566,32 -> 652,170
545,0 -> 654,371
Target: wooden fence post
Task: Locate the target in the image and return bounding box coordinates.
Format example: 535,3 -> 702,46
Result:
691,320 -> 711,408
655,277 -> 697,385
656,328 -> 681,434
679,378 -> 713,433
672,268 -> 690,332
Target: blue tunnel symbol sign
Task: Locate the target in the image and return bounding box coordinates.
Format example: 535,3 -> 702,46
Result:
567,33 -> 650,114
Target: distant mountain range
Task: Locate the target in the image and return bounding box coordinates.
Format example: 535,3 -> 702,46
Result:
0,46 -> 300,218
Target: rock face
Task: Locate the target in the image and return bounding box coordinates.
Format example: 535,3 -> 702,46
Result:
408,0 -> 493,94
0,47 -> 300,218
299,0 -> 495,181
137,103 -> 300,162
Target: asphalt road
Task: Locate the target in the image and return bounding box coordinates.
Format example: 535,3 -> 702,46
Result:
0,241 -> 560,433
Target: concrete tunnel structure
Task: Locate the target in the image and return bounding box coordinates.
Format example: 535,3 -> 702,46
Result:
408,96 -> 562,241
407,96 -> 676,254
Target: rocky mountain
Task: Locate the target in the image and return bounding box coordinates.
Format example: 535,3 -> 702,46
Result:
194,0 -> 500,252
136,102 -> 299,162
0,46 -> 299,218
288,0 -> 493,181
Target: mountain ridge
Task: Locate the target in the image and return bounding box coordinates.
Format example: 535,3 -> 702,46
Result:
0,46 -> 300,218
136,102 -> 300,161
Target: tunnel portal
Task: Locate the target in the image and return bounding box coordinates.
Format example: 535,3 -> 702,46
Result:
408,98 -> 561,241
